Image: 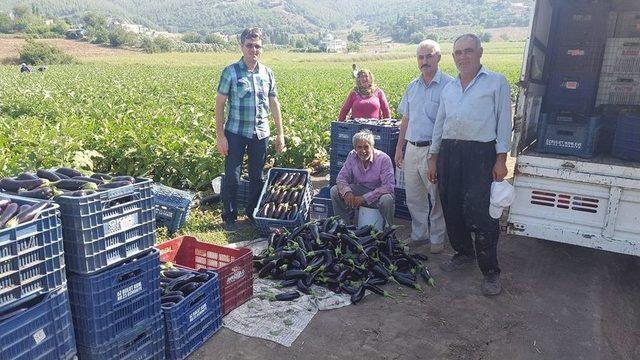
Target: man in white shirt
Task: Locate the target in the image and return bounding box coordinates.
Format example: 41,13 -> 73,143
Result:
428,34 -> 512,296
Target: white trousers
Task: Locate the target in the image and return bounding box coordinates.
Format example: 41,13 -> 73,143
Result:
403,142 -> 446,243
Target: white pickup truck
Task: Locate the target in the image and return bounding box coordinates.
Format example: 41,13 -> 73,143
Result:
508,0 -> 640,256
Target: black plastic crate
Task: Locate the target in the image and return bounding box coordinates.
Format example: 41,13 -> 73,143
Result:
0,288 -> 76,360
163,269 -> 222,360
0,194 -> 66,309
67,249 -> 161,348
552,42 -> 604,73
612,111 -> 640,161
220,173 -> 265,208
536,112 -> 604,158
554,0 -> 610,43
54,178 -> 156,274
76,313 -> 164,360
545,71 -> 599,114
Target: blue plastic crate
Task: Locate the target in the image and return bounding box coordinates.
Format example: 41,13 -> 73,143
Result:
0,194 -> 66,309
163,269 -> 222,360
554,0 -> 610,43
153,183 -> 195,234
253,168 -> 313,235
330,121 -> 362,144
545,71 -> 599,114
0,288 -> 76,360
331,141 -> 354,158
537,112 -> 604,158
67,249 -> 161,348
552,42 -> 604,73
54,178 -> 156,274
310,186 -> 333,220
76,313 -> 164,360
612,111 -> 640,161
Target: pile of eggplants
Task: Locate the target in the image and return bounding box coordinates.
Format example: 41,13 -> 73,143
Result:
253,217 -> 435,304
0,199 -> 50,229
159,263 -> 213,308
0,167 -> 138,200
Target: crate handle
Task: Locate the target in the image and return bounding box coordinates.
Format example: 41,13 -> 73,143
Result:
189,291 -> 207,308
117,269 -> 142,283
105,184 -> 138,201
124,331 -> 147,349
105,192 -> 140,209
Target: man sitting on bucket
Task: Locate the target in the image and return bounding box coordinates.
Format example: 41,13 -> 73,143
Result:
330,129 -> 395,227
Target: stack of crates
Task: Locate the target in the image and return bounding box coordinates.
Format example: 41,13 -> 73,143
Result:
0,194 -> 77,360
539,0 -> 609,158
58,179 -> 165,359
329,119 -> 400,185
597,10 -> 640,159
330,119 -> 410,220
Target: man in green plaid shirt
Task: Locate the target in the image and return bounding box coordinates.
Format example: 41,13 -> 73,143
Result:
216,27 -> 286,232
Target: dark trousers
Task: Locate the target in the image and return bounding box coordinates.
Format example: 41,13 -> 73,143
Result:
438,139 -> 500,275
222,130 -> 268,222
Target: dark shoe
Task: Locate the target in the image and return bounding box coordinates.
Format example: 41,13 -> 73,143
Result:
246,213 -> 255,224
481,273 -> 502,296
223,220 -> 237,232
439,254 -> 476,272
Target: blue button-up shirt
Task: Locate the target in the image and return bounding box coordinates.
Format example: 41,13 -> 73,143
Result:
217,58 -> 277,139
398,70 -> 453,142
430,66 -> 512,154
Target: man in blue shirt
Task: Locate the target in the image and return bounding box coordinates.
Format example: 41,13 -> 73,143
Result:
428,34 -> 512,296
396,40 -> 453,254
216,27 -> 286,231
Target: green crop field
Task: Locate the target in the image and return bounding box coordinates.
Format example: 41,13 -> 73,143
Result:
0,41 -> 525,192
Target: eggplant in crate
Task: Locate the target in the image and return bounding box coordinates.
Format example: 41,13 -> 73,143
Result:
252,168 -> 313,235
159,264 -> 222,360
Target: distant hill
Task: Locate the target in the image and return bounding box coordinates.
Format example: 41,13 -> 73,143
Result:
0,0 -> 533,36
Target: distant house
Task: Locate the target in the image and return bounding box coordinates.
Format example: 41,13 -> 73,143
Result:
321,34 -> 346,53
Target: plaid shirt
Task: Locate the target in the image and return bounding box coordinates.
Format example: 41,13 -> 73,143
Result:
217,57 -> 277,139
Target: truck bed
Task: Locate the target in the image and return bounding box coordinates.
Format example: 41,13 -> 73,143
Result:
520,147 -> 640,169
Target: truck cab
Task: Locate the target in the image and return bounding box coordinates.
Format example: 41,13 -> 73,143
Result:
508,0 -> 640,256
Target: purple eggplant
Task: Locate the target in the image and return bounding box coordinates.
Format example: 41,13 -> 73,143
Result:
56,167 -> 83,178
17,201 -> 49,224
0,178 -> 49,192
0,202 -> 19,228
18,187 -> 55,200
36,169 -> 61,182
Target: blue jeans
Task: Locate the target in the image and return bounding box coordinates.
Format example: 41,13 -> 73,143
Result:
222,130 -> 268,223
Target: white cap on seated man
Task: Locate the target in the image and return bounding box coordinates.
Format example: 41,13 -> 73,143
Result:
330,129 -> 395,227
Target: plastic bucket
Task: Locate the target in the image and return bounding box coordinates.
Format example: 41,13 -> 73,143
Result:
358,206 -> 384,231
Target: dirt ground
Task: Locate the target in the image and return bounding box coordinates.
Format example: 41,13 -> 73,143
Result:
0,38 -> 136,64
192,162 -> 640,360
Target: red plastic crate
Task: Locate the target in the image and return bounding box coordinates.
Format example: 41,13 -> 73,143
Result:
156,236 -> 253,316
